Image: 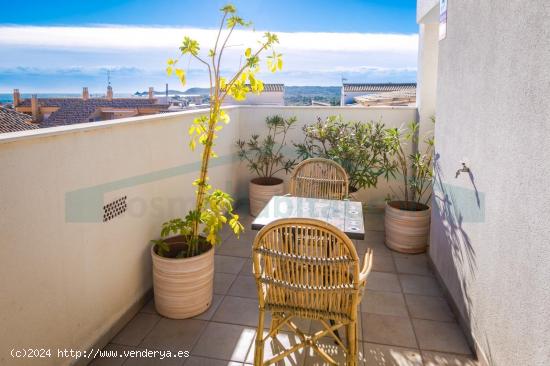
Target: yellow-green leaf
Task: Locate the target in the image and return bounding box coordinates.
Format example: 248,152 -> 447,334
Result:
175,68 -> 186,86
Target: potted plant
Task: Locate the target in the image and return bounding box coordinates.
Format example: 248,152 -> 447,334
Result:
384,119 -> 435,253
294,115 -> 395,195
236,115 -> 297,216
151,4 -> 283,319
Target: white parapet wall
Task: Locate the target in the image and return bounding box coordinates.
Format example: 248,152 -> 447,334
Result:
236,105 -> 419,208
0,104 -> 416,365
0,108 -> 242,366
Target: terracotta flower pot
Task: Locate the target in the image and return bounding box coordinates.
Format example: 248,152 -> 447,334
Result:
384,201 -> 431,254
151,236 -> 214,319
249,177 -> 284,217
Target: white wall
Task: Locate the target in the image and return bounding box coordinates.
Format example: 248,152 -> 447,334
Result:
429,1 -> 550,365
236,106 -> 418,208
0,108 -> 241,366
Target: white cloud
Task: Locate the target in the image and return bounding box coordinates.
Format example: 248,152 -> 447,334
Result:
0,25 -> 417,53
0,25 -> 418,90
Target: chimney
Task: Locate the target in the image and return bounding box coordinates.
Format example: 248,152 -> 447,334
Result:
13,89 -> 20,107
82,87 -> 89,101
31,95 -> 42,123
107,86 -> 113,101
148,87 -> 154,100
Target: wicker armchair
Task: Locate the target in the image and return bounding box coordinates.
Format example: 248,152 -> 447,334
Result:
252,218 -> 373,365
289,158 -> 349,200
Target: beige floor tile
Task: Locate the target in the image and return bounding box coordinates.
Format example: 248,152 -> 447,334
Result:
215,255 -> 247,274
362,230 -> 386,244
412,319 -> 471,355
217,238 -> 253,258
184,356 -> 248,365
246,331 -> 307,365
394,255 -> 433,277
140,298 -> 157,314
405,295 -> 454,322
399,275 -> 442,297
421,351 -> 479,366
90,344 -> 134,366
192,322 -> 255,362
303,337 -> 364,365
214,272 -> 237,295
356,240 -> 393,258
361,291 -> 408,317
365,272 -> 402,293
228,275 -> 258,299
362,342 -> 423,366
112,313 -> 160,346
309,317 -> 361,342
361,313 -> 417,348
213,296 -> 270,328
194,294 -> 224,321
140,318 -> 207,352
238,226 -> 260,242
240,259 -> 254,277
363,213 -> 385,232
371,255 -> 397,273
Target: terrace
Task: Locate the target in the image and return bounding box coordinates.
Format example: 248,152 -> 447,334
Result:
2,1 -> 549,366
1,105 -> 472,366
93,208 -> 477,366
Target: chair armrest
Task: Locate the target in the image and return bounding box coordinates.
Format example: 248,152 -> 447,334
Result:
359,248 -> 374,284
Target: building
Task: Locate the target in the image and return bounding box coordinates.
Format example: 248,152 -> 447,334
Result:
223,83 -> 284,105
340,83 -> 417,106
8,87 -> 169,130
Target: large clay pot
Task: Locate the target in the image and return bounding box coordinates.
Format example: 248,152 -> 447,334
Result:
385,201 -> 431,254
151,237 -> 214,319
249,177 -> 284,217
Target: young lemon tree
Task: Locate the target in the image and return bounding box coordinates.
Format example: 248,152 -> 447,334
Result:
155,4 -> 283,258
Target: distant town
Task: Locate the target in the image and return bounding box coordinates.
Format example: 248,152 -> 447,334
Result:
0,83 -> 416,133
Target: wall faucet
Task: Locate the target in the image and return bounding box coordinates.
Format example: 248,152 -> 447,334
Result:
455,162 -> 470,178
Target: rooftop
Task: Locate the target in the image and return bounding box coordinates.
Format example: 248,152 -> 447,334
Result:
0,106 -> 38,133
257,83 -> 285,92
342,83 -> 417,93
15,97 -> 169,128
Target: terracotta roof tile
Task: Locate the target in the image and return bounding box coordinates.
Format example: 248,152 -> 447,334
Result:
343,83 -> 416,93
17,98 -> 168,127
0,107 -> 38,133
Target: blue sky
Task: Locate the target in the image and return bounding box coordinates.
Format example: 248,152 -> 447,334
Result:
0,0 -> 418,92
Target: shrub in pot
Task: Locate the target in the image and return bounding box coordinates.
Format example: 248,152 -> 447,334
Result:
384,119 -> 435,253
294,115 -> 395,196
151,4 -> 283,319
237,115 -> 296,216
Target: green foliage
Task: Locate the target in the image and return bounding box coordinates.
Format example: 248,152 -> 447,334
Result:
155,3 -> 282,258
385,117 -> 435,207
236,115 -> 297,179
295,116 -> 396,192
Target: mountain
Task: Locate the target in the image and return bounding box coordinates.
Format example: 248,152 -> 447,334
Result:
284,86 -> 341,106
133,88 -> 210,96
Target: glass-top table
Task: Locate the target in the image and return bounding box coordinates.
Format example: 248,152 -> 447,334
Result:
250,195 -> 365,240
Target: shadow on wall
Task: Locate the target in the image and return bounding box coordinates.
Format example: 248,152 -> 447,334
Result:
431,153 -> 495,365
